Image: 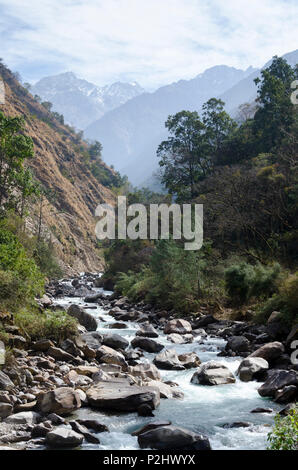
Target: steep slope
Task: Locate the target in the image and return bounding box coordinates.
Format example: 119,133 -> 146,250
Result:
85,65 -> 256,184
31,72 -> 145,130
0,63 -> 116,275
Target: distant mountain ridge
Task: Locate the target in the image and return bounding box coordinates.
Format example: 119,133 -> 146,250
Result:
31,72 -> 145,130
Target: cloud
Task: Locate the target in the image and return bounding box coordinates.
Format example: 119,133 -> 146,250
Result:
0,0 -> 297,88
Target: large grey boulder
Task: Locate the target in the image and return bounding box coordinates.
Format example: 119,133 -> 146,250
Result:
96,345 -> 128,370
5,411 -> 40,425
258,370 -> 298,398
178,352 -> 201,369
131,337 -> 164,353
0,370 -> 14,392
80,331 -> 102,350
46,426 -> 83,448
138,425 -> 211,450
102,333 -> 129,350
36,387 -> 81,415
249,342 -> 285,363
226,336 -> 250,353
153,349 -> 185,371
128,363 -> 161,381
136,323 -> 159,338
86,380 -> 160,411
67,304 -> 97,331
168,333 -> 193,344
191,361 -> 236,386
164,319 -> 192,335
237,357 -> 269,382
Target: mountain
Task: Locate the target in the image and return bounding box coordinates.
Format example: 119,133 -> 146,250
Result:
85,50 -> 298,186
0,63 -> 116,274
31,72 -> 145,130
84,65 -> 256,185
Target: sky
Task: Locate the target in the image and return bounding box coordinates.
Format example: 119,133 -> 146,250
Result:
0,0 -> 297,90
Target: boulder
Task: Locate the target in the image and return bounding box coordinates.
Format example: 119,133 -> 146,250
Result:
31,339 -> 54,352
86,380 -> 160,411
132,421 -> 171,437
96,345 -> 128,370
191,361 -> 236,386
46,426 -> 83,448
47,346 -> 76,362
108,323 -> 128,329
249,342 -> 285,363
102,334 -> 129,350
286,324 -> 298,345
147,381 -> 184,399
193,315 -> 218,328
77,419 -> 109,433
75,365 -> 100,377
138,425 -> 211,450
226,336 -> 250,353
128,363 -> 161,381
0,370 -> 14,392
164,319 -> 192,335
237,357 -> 269,382
178,352 -> 201,369
136,324 -> 159,338
67,304 -> 97,331
250,407 -> 273,414
80,331 -> 102,350
69,421 -> 100,444
258,370 -> 298,398
36,387 -> 81,415
5,411 -> 40,425
168,333 -> 193,344
274,385 -> 297,404
153,349 -> 185,371
84,293 -> 103,303
0,403 -> 13,419
131,337 -> 164,353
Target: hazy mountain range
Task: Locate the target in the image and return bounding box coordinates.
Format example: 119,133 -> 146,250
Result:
31,72 -> 145,129
32,49 -> 298,186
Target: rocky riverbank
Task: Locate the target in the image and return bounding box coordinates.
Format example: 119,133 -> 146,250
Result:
0,273 -> 297,450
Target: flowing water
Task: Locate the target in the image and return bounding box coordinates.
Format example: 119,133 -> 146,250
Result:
55,279 -> 282,450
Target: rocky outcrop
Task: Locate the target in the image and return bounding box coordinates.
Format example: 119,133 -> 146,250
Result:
191,361 -> 235,386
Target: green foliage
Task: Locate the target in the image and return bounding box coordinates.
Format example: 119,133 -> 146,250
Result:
33,240 -> 63,279
14,308 -> 78,342
225,262 -> 281,304
267,407 -> 298,450
0,225 -> 44,309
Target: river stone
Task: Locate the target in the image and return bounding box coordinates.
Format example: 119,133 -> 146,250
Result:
108,322 -> 128,330
193,315 -> 218,328
86,380 -> 160,411
153,349 -> 185,371
136,324 -> 159,338
258,370 -> 298,398
0,370 -> 14,392
178,352 -> 201,369
46,426 -> 84,448
80,331 -> 102,350
84,293 -> 103,303
96,345 -> 128,370
47,346 -> 76,362
226,336 -> 250,353
0,403 -> 13,419
102,334 -> 129,350
67,304 -> 97,331
164,319 -> 192,335
77,419 -> 109,433
36,387 -> 81,415
274,385 -> 298,404
191,361 -> 236,386
5,411 -> 40,425
249,342 -> 285,363
237,357 -> 269,382
132,421 -> 171,436
131,337 -> 164,353
69,421 -> 100,444
138,425 -> 211,450
31,339 -> 54,352
128,363 -> 161,381
147,381 -> 184,399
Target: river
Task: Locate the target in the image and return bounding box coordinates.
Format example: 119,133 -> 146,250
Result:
54,278 -> 283,451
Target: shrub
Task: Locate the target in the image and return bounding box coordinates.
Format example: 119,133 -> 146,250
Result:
0,227 -> 44,309
33,240 -> 63,279
267,407 -> 298,450
14,309 -> 78,342
224,262 -> 281,304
